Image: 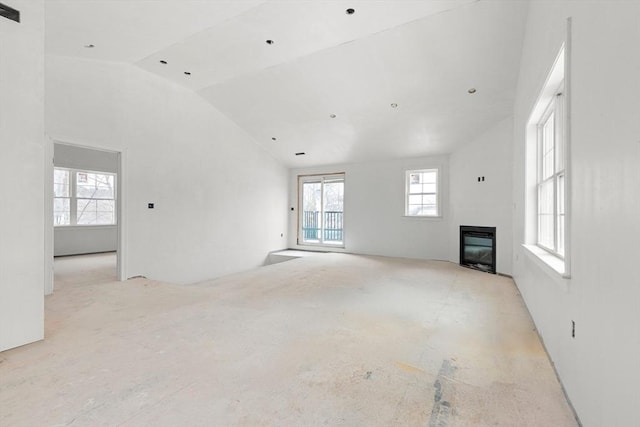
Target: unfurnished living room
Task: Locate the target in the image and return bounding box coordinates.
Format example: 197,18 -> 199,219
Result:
1,1 -> 638,426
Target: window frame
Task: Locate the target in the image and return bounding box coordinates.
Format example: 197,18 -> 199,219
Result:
405,168 -> 440,218
523,42 -> 571,279
53,167 -> 117,227
536,87 -> 565,258
297,173 -> 345,248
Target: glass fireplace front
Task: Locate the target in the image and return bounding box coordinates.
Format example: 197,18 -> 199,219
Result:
460,226 -> 496,274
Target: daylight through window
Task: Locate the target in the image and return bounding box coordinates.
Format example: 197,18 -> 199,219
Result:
405,169 -> 439,217
537,90 -> 565,256
54,168 -> 116,226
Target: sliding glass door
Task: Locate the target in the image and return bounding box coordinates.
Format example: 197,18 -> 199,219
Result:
299,174 -> 344,246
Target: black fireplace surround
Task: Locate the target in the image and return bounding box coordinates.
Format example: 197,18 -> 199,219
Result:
460,225 -> 496,274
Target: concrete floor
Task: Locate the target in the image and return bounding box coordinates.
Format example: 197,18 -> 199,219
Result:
0,252 -> 578,426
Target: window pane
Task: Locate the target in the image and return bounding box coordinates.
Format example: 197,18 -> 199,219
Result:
77,199 -> 115,225
53,198 -> 70,225
555,100 -> 565,172
422,183 -> 436,194
538,180 -> 554,248
418,205 -> 437,216
409,195 -> 423,205
420,171 -> 437,184
406,169 -> 438,216
557,215 -> 565,256
53,169 -> 70,197
422,194 -> 436,205
557,174 -> 565,215
95,199 -> 113,210
323,181 -> 344,213
54,169 -> 69,184
538,214 -> 554,248
76,172 -> 115,199
541,113 -> 555,179
409,183 -> 422,194
323,179 -> 344,244
97,211 -> 114,224
77,199 -> 96,225
557,174 -> 565,256
408,205 -> 421,216
538,180 -> 554,215
53,183 -> 69,198
302,181 -> 321,242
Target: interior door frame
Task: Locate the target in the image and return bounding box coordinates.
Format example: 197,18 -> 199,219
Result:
44,138 -> 127,295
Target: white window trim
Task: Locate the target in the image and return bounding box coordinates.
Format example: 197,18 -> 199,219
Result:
525,38 -> 571,279
54,167 -> 118,227
405,168 -> 441,218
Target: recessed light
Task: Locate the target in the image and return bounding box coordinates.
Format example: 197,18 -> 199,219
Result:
468,88 -> 477,94
84,44 -> 95,48
159,60 -> 167,64
346,8 -> 355,15
266,39 -> 275,45
295,152 -> 306,156
272,137 -> 277,141
390,103 -> 398,108
184,71 -> 191,75
329,114 -> 336,118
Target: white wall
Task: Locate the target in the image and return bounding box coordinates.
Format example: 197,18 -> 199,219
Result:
0,0 -> 45,351
289,156 -> 450,261
46,56 -> 288,284
54,226 -> 117,257
53,143 -> 118,256
449,117 -> 513,275
512,2 -> 640,426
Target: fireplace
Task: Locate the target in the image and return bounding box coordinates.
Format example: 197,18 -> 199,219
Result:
460,226 -> 496,274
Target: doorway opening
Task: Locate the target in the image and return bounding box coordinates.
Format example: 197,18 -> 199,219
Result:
298,173 -> 345,247
46,141 -> 124,295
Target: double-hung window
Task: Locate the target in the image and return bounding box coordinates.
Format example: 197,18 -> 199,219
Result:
54,168 -> 117,226
405,169 -> 439,217
525,43 -> 570,276
537,88 -> 565,256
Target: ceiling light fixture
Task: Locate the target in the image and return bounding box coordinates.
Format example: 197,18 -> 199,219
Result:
329,114 -> 336,118
84,44 -> 95,48
266,39 -> 274,45
159,60 -> 167,64
468,88 -> 477,94
346,8 -> 355,15
391,103 -> 398,108
184,71 -> 191,75
295,152 -> 306,156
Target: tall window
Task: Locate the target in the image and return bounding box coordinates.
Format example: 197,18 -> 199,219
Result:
525,44 -> 569,276
53,168 -> 116,226
537,91 -> 565,256
298,174 -> 344,246
405,169 -> 439,217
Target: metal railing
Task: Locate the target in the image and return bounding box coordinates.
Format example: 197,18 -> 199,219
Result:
302,211 -> 343,242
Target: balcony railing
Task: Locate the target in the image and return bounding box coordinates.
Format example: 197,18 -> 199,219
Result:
302,211 -> 343,242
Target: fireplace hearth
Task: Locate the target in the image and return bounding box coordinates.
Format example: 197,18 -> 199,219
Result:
460,226 -> 496,274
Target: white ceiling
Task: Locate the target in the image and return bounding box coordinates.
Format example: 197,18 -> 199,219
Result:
45,0 -> 529,167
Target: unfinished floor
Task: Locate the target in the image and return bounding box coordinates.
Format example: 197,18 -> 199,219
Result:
0,252 -> 577,426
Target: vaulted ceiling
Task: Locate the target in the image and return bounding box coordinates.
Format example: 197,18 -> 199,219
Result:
45,0 -> 528,167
